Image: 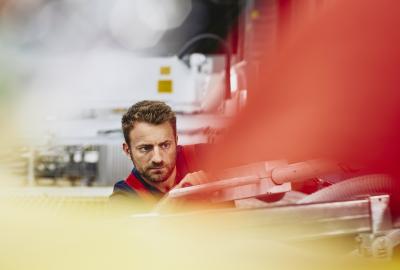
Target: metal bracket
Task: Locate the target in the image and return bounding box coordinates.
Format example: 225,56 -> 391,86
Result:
355,195 -> 393,259
369,195 -> 392,234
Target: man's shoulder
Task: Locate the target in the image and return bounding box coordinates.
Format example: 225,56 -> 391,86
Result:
179,143 -> 209,159
180,143 -> 209,150
178,143 -> 210,172
113,180 -> 132,191
109,179 -> 154,213
110,180 -> 137,199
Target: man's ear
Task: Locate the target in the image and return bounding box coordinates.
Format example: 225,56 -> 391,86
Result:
122,142 -> 131,157
176,135 -> 178,144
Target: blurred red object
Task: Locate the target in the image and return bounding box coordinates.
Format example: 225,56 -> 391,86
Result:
205,0 -> 400,177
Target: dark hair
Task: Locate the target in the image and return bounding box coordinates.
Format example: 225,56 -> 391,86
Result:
122,100 -> 176,145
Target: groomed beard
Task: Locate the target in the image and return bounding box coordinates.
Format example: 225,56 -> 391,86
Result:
142,162 -> 176,183
130,153 -> 177,184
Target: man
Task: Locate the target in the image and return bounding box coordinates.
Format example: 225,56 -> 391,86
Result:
111,100 -> 208,204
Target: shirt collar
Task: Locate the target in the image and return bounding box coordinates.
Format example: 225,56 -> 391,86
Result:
132,168 -> 163,195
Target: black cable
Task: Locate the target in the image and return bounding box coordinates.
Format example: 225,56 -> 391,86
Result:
177,33 -> 231,100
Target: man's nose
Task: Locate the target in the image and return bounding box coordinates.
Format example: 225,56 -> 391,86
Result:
151,147 -> 164,164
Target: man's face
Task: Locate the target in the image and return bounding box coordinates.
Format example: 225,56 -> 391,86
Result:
123,121 -> 177,183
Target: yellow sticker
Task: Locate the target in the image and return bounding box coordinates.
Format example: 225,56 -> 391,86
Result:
160,66 -> 171,75
158,80 -> 173,93
251,10 -> 260,20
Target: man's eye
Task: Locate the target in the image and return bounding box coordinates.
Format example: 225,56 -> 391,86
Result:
160,142 -> 171,149
139,146 -> 152,152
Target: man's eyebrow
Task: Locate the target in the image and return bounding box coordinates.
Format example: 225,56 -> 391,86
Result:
136,144 -> 153,148
159,140 -> 172,145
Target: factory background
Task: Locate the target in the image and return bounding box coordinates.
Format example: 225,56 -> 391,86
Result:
0,0 -> 327,190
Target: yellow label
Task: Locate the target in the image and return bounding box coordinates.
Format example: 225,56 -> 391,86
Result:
251,10 -> 260,20
158,80 -> 173,93
160,66 -> 171,75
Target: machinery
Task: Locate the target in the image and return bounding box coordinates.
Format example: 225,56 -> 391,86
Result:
33,145 -> 99,186
2,0 -> 248,187
145,159 -> 400,261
